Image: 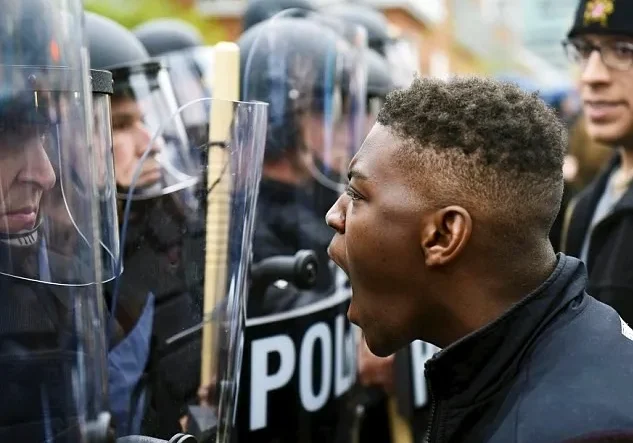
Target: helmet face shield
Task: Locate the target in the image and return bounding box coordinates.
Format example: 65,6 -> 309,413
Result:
110,62 -> 199,201
241,15 -> 366,193
0,67 -> 112,287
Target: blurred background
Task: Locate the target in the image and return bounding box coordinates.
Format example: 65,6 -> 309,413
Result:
85,0 -> 613,196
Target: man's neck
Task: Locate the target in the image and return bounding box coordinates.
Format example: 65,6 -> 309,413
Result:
434,246 -> 558,348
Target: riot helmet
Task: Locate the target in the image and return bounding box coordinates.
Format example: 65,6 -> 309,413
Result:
242,0 -> 317,32
89,13 -> 269,442
0,0 -> 118,441
239,16 -> 365,191
325,3 -> 391,55
133,18 -> 215,148
133,19 -> 204,57
86,12 -> 199,201
324,3 -> 418,88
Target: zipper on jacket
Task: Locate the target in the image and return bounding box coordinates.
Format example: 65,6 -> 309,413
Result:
423,375 -> 436,443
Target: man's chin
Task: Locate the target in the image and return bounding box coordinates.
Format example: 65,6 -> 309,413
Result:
363,334 -> 396,358
586,123 -> 633,148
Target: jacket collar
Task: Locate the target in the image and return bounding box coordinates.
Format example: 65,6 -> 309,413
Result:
425,254 -> 587,405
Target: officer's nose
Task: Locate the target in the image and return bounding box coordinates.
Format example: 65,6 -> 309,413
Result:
325,195 -> 347,234
19,136 -> 56,191
134,122 -> 161,157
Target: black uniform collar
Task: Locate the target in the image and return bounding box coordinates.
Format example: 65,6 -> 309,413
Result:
424,254 -> 587,404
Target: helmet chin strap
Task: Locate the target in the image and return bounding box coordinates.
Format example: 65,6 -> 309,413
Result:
0,217 -> 42,248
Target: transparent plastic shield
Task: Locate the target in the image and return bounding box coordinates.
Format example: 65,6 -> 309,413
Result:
0,0 -> 111,441
110,98 -> 267,441
242,14 -> 365,195
109,62 -> 200,200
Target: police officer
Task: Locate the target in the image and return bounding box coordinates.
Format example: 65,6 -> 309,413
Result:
238,15 -> 364,315
233,14 -> 366,443
0,0 -> 118,441
85,12 -> 267,442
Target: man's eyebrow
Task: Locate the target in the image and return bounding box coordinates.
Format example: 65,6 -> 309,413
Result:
348,168 -> 369,182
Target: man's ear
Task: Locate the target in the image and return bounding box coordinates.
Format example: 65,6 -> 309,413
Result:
420,206 -> 472,267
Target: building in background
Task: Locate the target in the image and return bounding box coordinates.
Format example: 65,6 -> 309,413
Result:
480,0 -> 577,88
88,0 -> 575,88
196,0 -> 520,79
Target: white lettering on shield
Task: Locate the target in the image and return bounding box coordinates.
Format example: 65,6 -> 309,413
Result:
249,314 -> 356,431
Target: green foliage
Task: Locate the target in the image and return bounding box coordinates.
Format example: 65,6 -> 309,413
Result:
84,0 -> 226,44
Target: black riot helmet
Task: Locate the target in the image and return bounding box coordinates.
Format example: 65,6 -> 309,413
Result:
133,18 -> 204,57
85,12 -> 150,71
324,3 -> 390,55
322,3 -> 417,88
85,12 -> 200,201
238,16 -> 365,176
242,0 -> 317,32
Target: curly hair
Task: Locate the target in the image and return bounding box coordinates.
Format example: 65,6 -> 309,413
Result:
377,76 -> 567,243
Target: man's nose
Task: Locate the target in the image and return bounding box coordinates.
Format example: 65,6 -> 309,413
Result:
19,137 -> 56,191
581,51 -> 611,85
325,195 -> 347,234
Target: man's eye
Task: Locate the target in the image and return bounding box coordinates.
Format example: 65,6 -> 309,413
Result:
613,44 -> 633,58
345,185 -> 362,201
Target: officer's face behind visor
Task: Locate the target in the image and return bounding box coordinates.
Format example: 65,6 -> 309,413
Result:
0,119 -> 56,234
111,94 -> 164,190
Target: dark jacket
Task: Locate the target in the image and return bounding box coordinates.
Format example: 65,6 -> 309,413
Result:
562,154 -> 633,323
424,254 -> 633,443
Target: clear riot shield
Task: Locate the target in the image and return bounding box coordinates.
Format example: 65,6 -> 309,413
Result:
0,0 -> 114,441
106,44 -> 267,440
236,13 -> 366,443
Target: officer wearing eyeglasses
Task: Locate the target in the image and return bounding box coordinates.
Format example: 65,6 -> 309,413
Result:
561,0 -> 633,325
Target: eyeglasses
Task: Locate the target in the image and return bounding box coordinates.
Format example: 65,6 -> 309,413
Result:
562,39 -> 633,71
